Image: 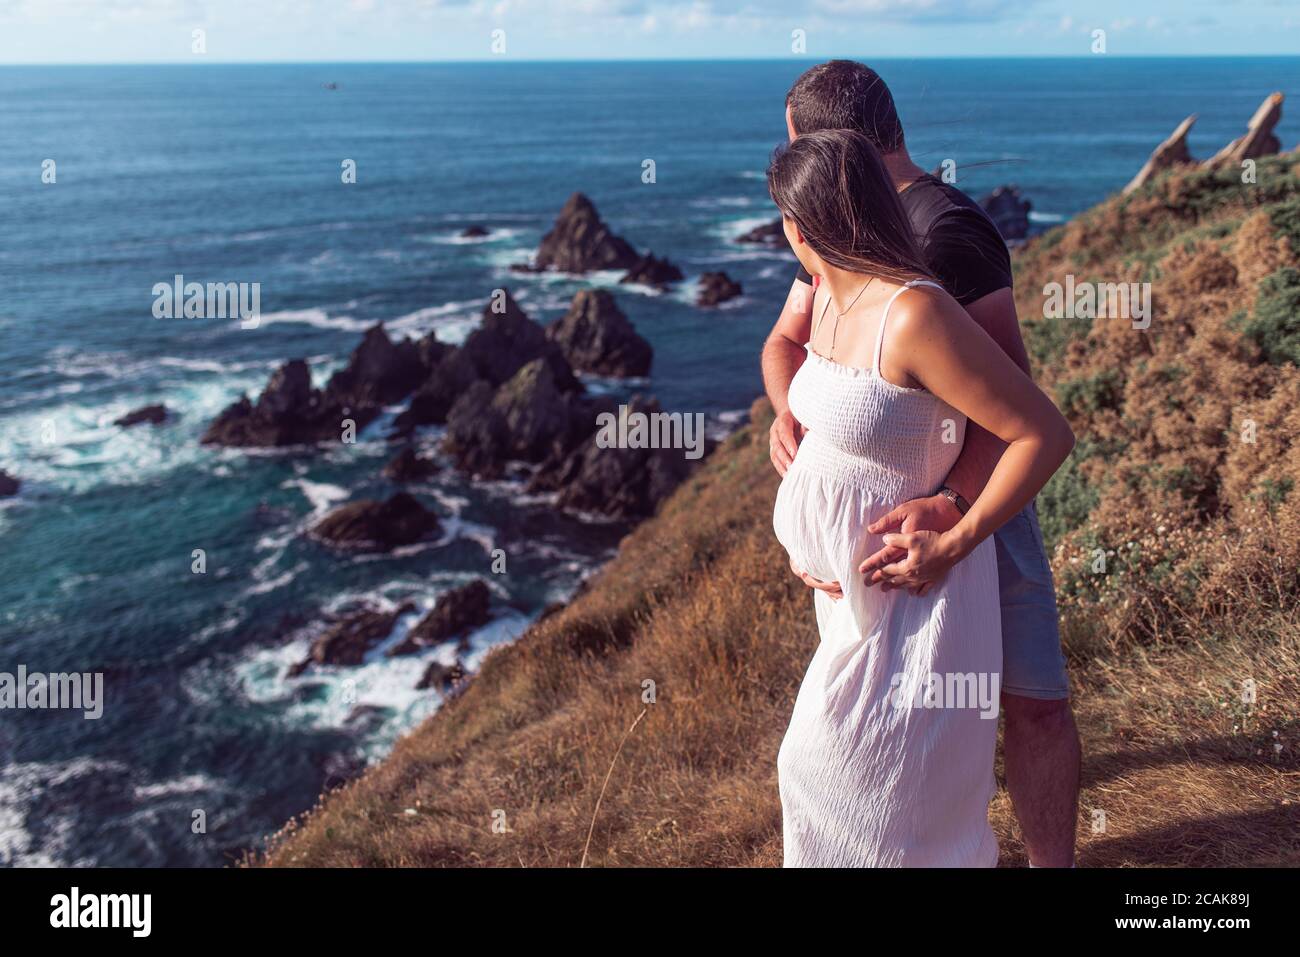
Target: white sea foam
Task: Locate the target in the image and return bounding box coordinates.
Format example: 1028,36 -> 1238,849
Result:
287,478 -> 350,517
0,376 -> 264,493
0,758 -> 127,867
255,308 -> 373,332
230,598 -> 532,759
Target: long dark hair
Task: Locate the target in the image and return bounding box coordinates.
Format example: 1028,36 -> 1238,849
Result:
767,128 -> 933,285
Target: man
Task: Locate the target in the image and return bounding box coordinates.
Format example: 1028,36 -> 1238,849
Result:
761,60 -> 1080,867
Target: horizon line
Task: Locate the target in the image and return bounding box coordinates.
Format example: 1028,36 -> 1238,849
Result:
3,53 -> 1300,67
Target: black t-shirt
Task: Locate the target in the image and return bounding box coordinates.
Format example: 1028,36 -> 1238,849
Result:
794,174 -> 1012,306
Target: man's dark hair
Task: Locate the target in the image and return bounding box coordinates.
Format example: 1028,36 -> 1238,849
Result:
786,60 -> 905,153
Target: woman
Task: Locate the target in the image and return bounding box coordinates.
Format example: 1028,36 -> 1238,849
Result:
768,129 -> 1074,867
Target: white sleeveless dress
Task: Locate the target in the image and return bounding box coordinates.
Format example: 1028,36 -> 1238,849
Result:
773,280 -> 1002,867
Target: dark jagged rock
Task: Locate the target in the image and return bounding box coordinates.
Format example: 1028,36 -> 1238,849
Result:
310,492 -> 441,551
391,349 -> 481,434
620,252 -> 683,289
388,579 -> 491,656
203,323 -> 430,447
545,289 -> 652,377
382,446 -> 439,482
529,396 -> 698,520
735,218 -> 785,245
414,330 -> 452,372
460,225 -> 489,238
978,186 -> 1032,242
459,290 -> 580,391
416,660 -> 466,693
287,601 -> 416,675
443,360 -> 589,476
0,470 -> 19,497
114,404 -> 168,428
202,359 -> 370,447
697,271 -> 743,307
325,323 -> 426,408
526,193 -> 639,273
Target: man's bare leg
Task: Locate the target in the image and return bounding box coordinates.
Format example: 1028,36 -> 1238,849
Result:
1002,692 -> 1081,866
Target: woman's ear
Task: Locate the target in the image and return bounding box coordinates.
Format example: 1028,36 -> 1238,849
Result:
781,215 -> 804,249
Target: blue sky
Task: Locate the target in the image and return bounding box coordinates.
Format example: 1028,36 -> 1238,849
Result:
0,0 -> 1297,63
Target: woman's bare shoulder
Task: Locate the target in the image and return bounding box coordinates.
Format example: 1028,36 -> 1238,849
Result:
887,282 -> 970,340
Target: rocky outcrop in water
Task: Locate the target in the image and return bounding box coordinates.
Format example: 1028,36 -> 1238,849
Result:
383,446 -> 439,482
443,359 -> 590,477
523,192 -> 639,273
114,404 -> 168,428
326,324 -> 427,409
459,291 -> 580,391
310,492 -> 442,551
391,349 -> 480,435
697,271 -> 743,307
388,579 -> 491,656
735,218 -> 785,246
620,252 -> 683,289
545,289 -> 652,377
288,602 -> 416,675
0,470 -> 19,497
416,660 -> 466,693
204,323 -> 436,447
202,359 -> 354,447
528,396 -> 699,520
460,225 -> 489,238
978,186 -> 1032,242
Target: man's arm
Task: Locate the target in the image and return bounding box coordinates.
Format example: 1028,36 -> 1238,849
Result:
762,278 -> 815,476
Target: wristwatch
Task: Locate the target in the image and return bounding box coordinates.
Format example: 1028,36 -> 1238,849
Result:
938,486 -> 971,516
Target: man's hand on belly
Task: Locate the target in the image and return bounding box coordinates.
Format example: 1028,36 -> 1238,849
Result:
860,494 -> 964,596
769,410 -> 805,477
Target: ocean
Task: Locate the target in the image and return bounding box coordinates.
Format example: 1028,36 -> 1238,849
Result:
1,57 -> 1297,867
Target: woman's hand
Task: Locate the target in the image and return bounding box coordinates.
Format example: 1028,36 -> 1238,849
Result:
860,530 -> 967,597
790,557 -> 843,601
860,493 -> 964,594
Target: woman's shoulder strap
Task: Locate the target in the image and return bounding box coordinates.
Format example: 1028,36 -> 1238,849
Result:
872,280 -> 944,372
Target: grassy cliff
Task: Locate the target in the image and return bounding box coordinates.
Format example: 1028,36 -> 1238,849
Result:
257,154 -> 1300,868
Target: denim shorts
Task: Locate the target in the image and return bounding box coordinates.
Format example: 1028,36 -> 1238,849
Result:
993,502 -> 1070,700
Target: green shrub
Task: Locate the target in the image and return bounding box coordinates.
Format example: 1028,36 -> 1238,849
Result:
1242,267 -> 1300,365
1056,369 -> 1123,416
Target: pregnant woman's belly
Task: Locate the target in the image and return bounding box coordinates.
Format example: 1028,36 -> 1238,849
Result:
773,438 -> 886,588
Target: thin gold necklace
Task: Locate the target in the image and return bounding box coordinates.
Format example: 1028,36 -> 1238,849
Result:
813,277 -> 876,360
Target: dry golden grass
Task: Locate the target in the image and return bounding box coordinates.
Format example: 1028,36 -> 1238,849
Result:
255,157 -> 1300,868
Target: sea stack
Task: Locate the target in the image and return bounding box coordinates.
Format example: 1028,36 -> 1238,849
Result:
545,289 -> 653,377
697,271 -> 743,307
530,192 -> 639,273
